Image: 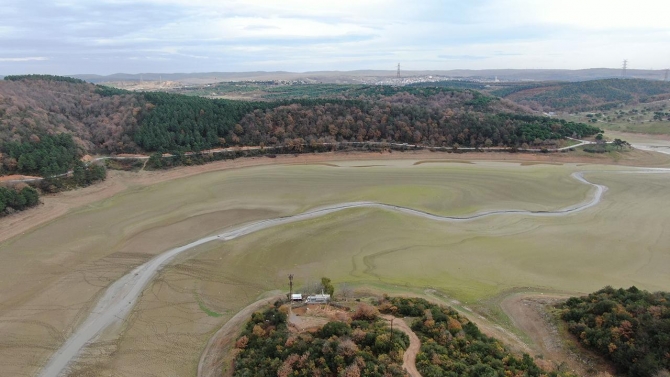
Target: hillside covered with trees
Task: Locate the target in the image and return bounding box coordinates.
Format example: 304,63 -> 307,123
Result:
491,79 -> 670,112
233,302 -> 409,377
559,287 -> 670,377
1,75 -> 601,178
233,297 -> 576,377
0,75 -> 145,154
379,297 -> 574,377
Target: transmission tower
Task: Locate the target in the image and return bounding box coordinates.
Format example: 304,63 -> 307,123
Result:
397,63 -> 400,78
622,59 -> 628,77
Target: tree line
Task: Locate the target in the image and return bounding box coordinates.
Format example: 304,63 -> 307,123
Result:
4,74 -> 87,84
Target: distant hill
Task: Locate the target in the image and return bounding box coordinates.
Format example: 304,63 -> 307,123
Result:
73,69 -> 669,85
491,78 -> 670,112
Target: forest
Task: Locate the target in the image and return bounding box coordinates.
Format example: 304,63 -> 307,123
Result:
559,286 -> 670,377
232,302 -> 409,377
1,75 -> 602,177
0,77 -> 146,154
136,88 -> 598,152
170,81 -> 489,100
492,79 -> 670,112
379,297 -> 575,377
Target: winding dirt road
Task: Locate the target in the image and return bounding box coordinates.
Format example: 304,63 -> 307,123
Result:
382,315 -> 422,377
37,168 -> 670,377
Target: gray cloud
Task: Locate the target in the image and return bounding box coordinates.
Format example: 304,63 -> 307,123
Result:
0,0 -> 668,74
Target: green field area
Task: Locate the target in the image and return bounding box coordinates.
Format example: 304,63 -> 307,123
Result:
564,100 -> 670,136
197,169 -> 670,302
601,120 -> 670,135
2,160 -> 669,375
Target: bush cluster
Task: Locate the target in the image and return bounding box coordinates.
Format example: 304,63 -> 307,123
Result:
379,297 -> 575,377
233,302 -> 408,377
559,286 -> 670,377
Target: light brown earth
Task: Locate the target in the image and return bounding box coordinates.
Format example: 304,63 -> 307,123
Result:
501,294 -> 615,376
3,148 -> 669,245
2,148 -> 669,376
0,174 -> 41,182
197,294 -> 283,377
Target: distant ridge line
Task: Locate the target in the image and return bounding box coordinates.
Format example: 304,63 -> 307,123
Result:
69,68 -> 669,84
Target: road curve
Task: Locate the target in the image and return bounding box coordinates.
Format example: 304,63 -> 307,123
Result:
381,315 -> 423,377
38,168 -> 669,377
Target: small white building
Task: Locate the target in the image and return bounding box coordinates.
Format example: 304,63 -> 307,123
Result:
291,294 -> 303,302
305,293 -> 330,304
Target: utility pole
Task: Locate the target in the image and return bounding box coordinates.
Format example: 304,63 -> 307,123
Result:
389,317 -> 394,343
397,63 -> 400,78
622,60 -> 628,77
288,274 -> 294,299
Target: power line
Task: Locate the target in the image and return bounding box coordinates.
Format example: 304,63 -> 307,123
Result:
622,59 -> 628,77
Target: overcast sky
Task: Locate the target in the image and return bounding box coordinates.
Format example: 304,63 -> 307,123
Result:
1,0 -> 669,75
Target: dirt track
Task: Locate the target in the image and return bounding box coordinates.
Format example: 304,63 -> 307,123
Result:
197,294 -> 283,377
381,315 -> 422,377
501,294 -> 615,375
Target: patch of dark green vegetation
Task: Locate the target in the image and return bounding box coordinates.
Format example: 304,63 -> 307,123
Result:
379,296 -> 576,377
95,85 -> 132,97
0,186 -> 39,216
104,158 -> 145,171
3,74 -> 87,84
408,80 -> 487,90
34,163 -> 106,194
248,83 -> 484,100
489,83 -> 549,98
559,286 -> 670,377
1,134 -> 80,177
233,302 -> 409,377
492,79 -> 670,112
